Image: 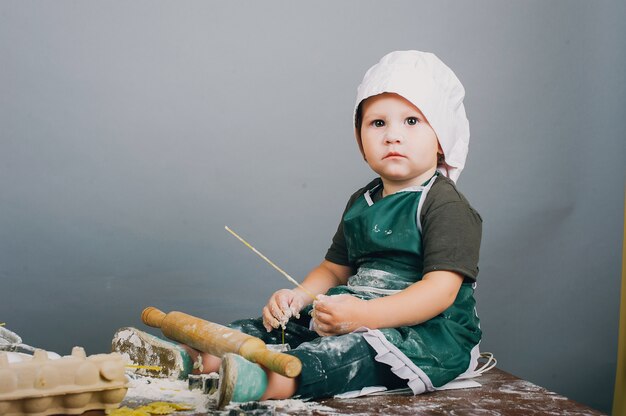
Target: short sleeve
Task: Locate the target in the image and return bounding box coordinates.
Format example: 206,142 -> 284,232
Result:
324,197 -> 358,266
324,220 -> 351,266
421,186 -> 482,281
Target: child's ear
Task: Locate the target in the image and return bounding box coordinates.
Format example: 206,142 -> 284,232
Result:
437,143 -> 445,164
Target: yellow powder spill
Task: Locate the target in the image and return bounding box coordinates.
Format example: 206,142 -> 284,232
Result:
106,401 -> 193,416
125,364 -> 164,371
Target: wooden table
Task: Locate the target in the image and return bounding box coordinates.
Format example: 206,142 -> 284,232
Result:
311,367 -> 604,415
97,366 -> 604,415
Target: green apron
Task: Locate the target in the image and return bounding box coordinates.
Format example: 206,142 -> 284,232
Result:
326,174 -> 482,392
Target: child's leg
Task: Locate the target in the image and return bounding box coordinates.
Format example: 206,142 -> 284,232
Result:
262,369 -> 297,399
218,332 -> 405,408
221,319 -> 404,401
287,332 -> 406,399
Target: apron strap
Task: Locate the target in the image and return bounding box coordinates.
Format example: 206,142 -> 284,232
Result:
416,174 -> 439,234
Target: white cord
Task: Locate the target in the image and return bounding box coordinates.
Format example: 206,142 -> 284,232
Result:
475,352 -> 497,374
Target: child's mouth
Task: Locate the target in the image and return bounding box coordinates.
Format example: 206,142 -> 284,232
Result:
384,152 -> 405,159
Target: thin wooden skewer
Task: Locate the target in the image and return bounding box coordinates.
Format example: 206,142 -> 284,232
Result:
225,226 -> 316,300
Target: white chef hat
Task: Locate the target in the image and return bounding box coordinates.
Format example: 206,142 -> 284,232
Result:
354,50 -> 470,183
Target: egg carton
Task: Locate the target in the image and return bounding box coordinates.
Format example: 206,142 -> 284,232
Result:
0,347 -> 128,416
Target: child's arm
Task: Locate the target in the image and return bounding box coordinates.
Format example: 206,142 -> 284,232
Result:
312,270 -> 463,335
262,260 -> 352,332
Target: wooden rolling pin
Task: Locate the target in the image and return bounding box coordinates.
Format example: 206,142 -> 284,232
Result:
141,307 -> 301,378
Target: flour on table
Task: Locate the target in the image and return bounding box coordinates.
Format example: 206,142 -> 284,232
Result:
125,375 -> 209,413
260,399 -> 336,414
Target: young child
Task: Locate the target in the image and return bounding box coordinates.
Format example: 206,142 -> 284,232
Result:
117,50 -> 482,408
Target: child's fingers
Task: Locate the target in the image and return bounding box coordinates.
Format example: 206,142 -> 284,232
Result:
268,296 -> 288,321
288,296 -> 303,319
279,300 -> 293,321
313,307 -> 351,336
263,316 -> 279,331
262,320 -> 272,332
262,306 -> 281,331
290,304 -> 301,319
311,318 -> 332,337
310,319 -> 324,336
274,290 -> 297,319
261,307 -> 272,331
312,298 -> 333,314
312,310 -> 333,327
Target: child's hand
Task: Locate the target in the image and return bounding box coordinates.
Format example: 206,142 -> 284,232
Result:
262,289 -> 306,332
312,294 -> 367,336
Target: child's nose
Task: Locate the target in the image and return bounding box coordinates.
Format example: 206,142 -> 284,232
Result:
384,123 -> 403,143
384,131 -> 403,144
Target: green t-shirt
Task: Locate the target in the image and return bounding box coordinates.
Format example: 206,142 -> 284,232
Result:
325,175 -> 482,282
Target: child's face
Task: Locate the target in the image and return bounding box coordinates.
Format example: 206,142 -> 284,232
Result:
360,93 -> 439,187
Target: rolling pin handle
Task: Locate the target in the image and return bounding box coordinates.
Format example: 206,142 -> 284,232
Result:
247,348 -> 302,378
141,307 -> 166,328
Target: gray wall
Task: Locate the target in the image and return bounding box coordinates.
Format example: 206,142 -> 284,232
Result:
1,1 -> 624,413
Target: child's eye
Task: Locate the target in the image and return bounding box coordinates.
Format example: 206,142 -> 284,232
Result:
371,120 -> 385,127
406,117 -> 419,125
